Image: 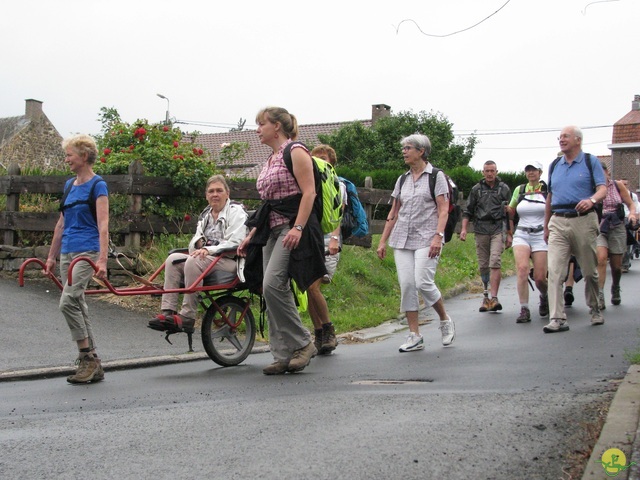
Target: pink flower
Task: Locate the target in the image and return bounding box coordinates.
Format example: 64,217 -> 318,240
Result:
163,126 -> 169,132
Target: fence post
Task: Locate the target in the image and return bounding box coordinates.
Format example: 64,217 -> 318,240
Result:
3,163 -> 21,246
364,176 -> 373,223
125,159 -> 144,250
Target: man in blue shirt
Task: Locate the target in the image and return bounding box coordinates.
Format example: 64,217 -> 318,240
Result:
543,126 -> 607,333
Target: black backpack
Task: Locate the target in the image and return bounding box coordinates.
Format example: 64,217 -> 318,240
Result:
399,167 -> 460,243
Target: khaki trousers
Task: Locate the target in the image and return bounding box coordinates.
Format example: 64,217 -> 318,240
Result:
547,212 -> 600,320
262,225 -> 311,363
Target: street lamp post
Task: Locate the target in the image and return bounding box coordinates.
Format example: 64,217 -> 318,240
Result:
156,93 -> 170,125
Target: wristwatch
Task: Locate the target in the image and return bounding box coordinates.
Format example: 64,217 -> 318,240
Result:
590,197 -> 597,204
330,235 -> 339,241
436,232 -> 445,239
294,224 -> 303,231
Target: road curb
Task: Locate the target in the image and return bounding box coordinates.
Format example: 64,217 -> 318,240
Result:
581,365 -> 640,480
0,345 -> 271,382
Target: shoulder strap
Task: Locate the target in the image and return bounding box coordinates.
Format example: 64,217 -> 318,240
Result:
428,167 -> 443,202
584,153 -> 596,191
613,179 -> 622,194
282,141 -> 306,177
547,157 -> 562,191
398,171 -> 410,191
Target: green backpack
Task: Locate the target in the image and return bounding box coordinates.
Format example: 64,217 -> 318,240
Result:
283,142 -> 343,234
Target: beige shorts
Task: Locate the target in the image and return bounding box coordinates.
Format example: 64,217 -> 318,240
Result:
597,223 -> 627,255
475,232 -> 505,270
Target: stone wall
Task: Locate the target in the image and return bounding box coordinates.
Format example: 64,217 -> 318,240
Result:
0,245 -> 148,288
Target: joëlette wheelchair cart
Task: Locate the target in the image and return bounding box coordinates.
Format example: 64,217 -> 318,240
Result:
18,248 -> 260,367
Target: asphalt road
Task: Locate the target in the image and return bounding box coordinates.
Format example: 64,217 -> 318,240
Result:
1,267 -> 639,479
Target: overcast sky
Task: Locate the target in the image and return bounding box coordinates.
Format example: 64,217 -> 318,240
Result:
1,0 -> 638,174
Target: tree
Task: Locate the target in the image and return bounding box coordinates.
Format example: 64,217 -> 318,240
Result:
318,110 -> 476,171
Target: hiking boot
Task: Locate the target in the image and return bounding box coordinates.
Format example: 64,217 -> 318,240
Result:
67,353 -> 101,384
399,332 -> 424,352
92,357 -> 105,383
538,295 -> 549,317
516,306 -> 531,323
313,329 -> 323,356
590,308 -> 605,325
479,297 -> 491,312
597,291 -> 606,310
263,361 -> 289,375
287,342 -> 317,372
488,297 -> 502,312
319,323 -> 337,355
564,287 -> 574,307
543,319 -> 569,334
439,317 -> 456,346
611,285 -> 621,306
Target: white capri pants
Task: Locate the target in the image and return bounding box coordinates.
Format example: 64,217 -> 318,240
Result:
393,247 -> 442,313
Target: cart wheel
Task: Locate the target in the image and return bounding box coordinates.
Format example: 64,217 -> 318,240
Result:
201,295 -> 256,367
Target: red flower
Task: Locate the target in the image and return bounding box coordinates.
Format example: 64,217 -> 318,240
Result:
134,127 -> 147,138
172,155 -> 178,160
193,148 -> 198,155
163,126 -> 169,132
184,214 -> 192,222
103,148 -> 111,155
198,149 -> 204,155
129,145 -> 135,150
100,157 -> 106,163
173,141 -> 179,148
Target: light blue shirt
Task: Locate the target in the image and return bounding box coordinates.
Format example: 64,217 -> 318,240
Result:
549,152 -> 605,212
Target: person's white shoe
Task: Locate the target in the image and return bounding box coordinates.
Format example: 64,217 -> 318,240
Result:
439,316 -> 456,346
399,332 -> 424,352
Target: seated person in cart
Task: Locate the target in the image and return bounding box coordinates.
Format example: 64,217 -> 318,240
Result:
148,175 -> 248,334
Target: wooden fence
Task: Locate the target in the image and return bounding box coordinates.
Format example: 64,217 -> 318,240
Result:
0,161 -> 395,249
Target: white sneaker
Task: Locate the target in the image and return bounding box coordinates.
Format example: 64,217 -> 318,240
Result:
439,316 -> 456,346
543,318 -> 569,333
399,332 -> 424,352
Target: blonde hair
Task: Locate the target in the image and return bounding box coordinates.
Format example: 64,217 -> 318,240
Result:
311,144 -> 337,166
62,134 -> 98,165
255,106 -> 299,140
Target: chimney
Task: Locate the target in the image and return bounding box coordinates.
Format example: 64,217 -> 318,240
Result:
632,94 -> 640,111
371,104 -> 391,125
25,99 -> 44,121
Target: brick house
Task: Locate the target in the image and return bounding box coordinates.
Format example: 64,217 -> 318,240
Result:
609,94 -> 640,192
0,99 -> 64,171
187,104 -> 392,178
